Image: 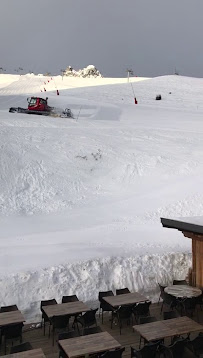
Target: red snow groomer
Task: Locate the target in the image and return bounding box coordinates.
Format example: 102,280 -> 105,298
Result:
27,96 -> 51,113
9,97 -> 73,118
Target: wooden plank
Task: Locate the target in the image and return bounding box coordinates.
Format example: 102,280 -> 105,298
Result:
165,316 -> 203,336
183,231 -> 203,241
133,316 -> 203,342
58,331 -> 121,358
103,293 -> 148,307
133,320 -> 173,341
179,231 -> 203,287
42,301 -> 90,319
196,239 -> 203,287
182,232 -> 203,288
190,237 -> 203,287
165,285 -> 202,298
1,348 -> 45,357
161,217 -> 203,237
0,311 -> 25,327
192,239 -> 196,286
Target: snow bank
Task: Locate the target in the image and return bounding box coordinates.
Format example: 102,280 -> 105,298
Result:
0,253 -> 191,323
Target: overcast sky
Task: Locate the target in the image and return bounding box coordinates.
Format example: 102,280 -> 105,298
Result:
0,0 -> 203,77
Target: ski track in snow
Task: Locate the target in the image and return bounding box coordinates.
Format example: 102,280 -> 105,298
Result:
0,73 -> 202,321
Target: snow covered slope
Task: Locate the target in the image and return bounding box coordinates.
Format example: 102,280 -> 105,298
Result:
1,74 -> 202,321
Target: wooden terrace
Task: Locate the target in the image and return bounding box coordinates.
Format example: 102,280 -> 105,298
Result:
0,303 -> 202,357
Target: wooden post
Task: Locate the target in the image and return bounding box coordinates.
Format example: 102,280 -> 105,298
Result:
183,231 -> 203,287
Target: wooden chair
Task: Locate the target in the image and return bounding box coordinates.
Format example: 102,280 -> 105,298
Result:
158,283 -> 167,304
0,305 -> 18,313
187,333 -> 203,357
138,316 -> 157,348
58,331 -> 79,358
133,301 -> 151,323
83,326 -> 102,335
163,311 -> 179,320
111,305 -> 133,335
3,323 -> 23,354
51,314 -> 70,346
131,342 -> 160,358
100,347 -> 125,358
98,291 -> 114,323
168,337 -> 189,358
40,299 -> 57,336
116,288 -> 130,295
173,280 -> 188,285
10,342 -> 32,354
73,308 -> 98,334
62,295 -> 79,303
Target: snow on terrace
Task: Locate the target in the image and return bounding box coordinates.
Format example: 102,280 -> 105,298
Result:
0,74 -> 203,321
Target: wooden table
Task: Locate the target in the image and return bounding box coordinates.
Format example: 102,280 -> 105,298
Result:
103,292 -> 148,308
133,316 -> 203,342
58,331 -> 121,358
0,310 -> 25,328
42,301 -> 90,319
1,348 -> 45,357
165,285 -> 202,298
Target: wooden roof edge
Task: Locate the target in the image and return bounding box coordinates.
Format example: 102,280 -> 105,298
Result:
182,231 -> 203,240
161,217 -> 203,241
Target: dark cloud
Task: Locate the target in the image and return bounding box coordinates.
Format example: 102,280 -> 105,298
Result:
1,0 -> 203,77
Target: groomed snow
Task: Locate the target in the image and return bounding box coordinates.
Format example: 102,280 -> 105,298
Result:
1,73 -> 202,322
